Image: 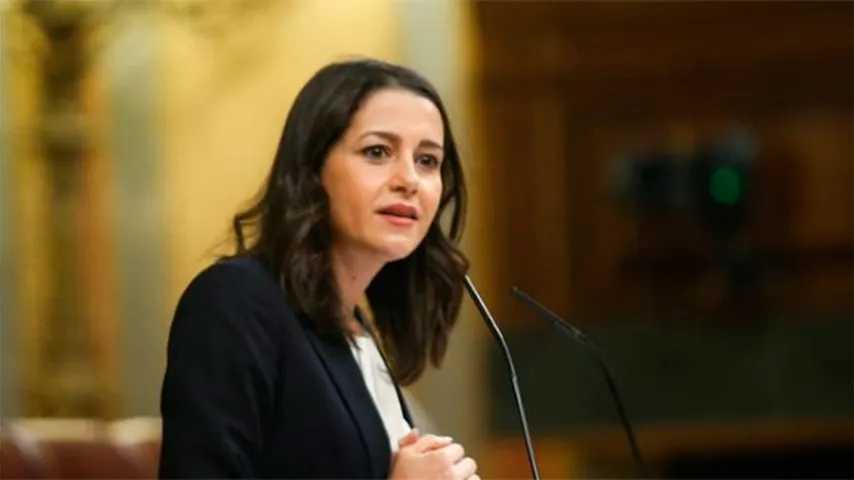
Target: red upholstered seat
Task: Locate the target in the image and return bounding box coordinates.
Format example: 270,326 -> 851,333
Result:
37,440 -> 147,479
1,437 -> 53,479
0,418 -> 161,479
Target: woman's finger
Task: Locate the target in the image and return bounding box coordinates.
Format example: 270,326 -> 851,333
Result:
435,442 -> 465,465
411,434 -> 453,453
397,428 -> 420,448
452,457 -> 477,480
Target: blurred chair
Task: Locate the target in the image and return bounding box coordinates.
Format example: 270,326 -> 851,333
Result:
0,418 -> 161,479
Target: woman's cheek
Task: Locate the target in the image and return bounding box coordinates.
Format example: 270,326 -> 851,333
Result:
427,183 -> 442,220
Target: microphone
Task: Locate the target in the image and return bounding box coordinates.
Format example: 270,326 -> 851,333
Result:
511,286 -> 648,477
463,275 -> 541,480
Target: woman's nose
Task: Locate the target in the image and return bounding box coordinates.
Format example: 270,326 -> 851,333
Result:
390,155 -> 418,194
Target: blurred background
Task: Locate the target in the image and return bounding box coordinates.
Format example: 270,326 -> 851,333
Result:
1,1 -> 851,478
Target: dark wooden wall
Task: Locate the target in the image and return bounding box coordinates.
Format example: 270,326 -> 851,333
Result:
475,2 -> 853,326
473,5 -> 853,476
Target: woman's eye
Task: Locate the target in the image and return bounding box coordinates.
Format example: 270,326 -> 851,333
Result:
417,154 -> 441,169
362,145 -> 389,160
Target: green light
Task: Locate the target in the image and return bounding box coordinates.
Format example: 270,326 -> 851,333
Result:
709,167 -> 742,205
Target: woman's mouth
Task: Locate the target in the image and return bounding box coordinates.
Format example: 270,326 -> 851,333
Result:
377,204 -> 419,226
379,213 -> 416,226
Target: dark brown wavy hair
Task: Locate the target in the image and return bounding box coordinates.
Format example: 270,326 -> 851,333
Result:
227,59 -> 469,385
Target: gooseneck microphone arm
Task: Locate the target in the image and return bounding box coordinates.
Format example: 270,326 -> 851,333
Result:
463,275 -> 541,480
511,287 -> 647,477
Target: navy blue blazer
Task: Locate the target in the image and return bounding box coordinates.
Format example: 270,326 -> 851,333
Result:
159,256 -> 412,478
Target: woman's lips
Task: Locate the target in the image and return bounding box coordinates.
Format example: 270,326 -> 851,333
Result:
377,203 -> 418,219
378,212 -> 416,226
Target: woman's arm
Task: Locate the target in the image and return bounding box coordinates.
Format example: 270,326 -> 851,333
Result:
159,262 -> 279,478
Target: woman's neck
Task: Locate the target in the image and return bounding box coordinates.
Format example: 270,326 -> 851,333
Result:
329,245 -> 385,334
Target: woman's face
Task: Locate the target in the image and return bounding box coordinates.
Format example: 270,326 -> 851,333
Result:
321,88 -> 444,263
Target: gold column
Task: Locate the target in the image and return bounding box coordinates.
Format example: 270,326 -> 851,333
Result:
8,0 -> 115,417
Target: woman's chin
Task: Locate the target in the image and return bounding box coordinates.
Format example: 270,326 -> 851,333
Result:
375,242 -> 420,263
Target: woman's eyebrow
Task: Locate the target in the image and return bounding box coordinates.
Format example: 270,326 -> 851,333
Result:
359,130 -> 443,150
359,130 -> 398,143
419,139 -> 444,150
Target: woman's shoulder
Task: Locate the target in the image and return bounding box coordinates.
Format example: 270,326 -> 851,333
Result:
174,255 -> 298,333
184,256 -> 278,299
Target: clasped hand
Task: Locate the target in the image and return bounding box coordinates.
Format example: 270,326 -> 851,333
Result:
389,429 -> 479,480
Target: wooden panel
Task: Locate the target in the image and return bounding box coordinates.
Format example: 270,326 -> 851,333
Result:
481,417 -> 853,478
477,2 -> 852,69
475,2 -> 853,321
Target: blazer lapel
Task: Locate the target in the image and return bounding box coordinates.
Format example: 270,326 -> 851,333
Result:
394,383 -> 414,427
353,309 -> 415,429
302,323 -> 390,478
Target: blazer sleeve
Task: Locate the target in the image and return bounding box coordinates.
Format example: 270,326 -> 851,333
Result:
159,262 -> 280,478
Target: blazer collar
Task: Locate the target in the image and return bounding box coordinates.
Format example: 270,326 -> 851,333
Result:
353,308 -> 415,427
303,322 -> 391,478
395,383 -> 414,427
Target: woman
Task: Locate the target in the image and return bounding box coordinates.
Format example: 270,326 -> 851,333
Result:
159,59 -> 479,479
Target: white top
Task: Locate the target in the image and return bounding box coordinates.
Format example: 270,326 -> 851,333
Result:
349,333 -> 412,453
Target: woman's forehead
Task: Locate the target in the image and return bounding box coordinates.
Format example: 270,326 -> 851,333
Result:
346,88 -> 444,145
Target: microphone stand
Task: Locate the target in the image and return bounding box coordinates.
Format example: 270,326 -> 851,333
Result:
463,275 -> 541,480
511,287 -> 648,477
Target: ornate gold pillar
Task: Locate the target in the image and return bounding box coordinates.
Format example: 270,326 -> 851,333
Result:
5,0 -> 116,417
